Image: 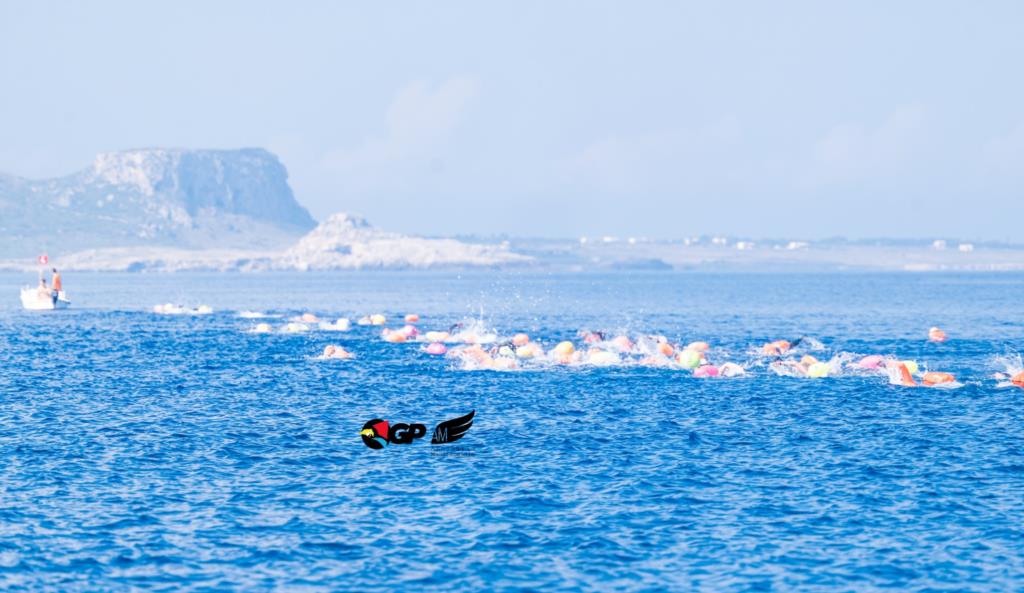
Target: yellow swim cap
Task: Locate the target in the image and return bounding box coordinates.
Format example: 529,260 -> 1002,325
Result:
677,349 -> 701,369
807,362 -> 830,378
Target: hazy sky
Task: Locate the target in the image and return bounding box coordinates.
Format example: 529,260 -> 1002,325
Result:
2,1 -> 1022,240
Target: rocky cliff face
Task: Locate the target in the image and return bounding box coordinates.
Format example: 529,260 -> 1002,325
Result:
0,148 -> 315,257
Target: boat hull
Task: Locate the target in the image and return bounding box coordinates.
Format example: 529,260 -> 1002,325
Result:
20,288 -> 71,310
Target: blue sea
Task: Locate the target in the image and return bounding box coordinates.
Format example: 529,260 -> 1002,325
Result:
1,271 -> 1023,592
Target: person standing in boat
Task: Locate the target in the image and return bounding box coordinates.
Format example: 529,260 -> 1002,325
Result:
51,268 -> 62,305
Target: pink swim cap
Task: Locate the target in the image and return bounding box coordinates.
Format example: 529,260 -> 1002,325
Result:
694,365 -> 719,378
858,355 -> 884,369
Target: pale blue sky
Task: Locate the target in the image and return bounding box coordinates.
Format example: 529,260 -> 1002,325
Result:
2,1 -> 1022,240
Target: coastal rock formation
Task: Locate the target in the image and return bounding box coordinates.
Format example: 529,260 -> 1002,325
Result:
275,213 -> 529,270
0,148 -> 315,257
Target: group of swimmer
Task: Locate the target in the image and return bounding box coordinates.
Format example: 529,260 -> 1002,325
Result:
271,313 -> 1024,389
757,329 -> 969,387
231,307 -> 1024,388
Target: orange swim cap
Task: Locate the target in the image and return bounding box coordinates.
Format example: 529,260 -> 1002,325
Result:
762,340 -> 790,356
922,371 -> 955,386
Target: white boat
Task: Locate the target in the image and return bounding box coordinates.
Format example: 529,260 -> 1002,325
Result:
21,287 -> 71,310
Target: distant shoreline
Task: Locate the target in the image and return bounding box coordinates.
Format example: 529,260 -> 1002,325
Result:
3,240 -> 1024,274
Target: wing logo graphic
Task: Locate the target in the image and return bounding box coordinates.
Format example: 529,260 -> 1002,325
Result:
431,410 -> 475,444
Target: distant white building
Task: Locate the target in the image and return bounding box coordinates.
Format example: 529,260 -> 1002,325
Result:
932,240 -> 947,250
712,236 -> 728,245
786,241 -> 809,250
735,241 -> 755,251
958,243 -> 974,252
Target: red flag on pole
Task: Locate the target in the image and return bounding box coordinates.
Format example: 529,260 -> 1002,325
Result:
38,254 -> 49,265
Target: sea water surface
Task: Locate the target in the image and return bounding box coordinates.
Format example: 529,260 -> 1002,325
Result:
1,271 -> 1023,592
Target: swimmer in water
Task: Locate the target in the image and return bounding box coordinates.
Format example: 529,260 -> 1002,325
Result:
453,344 -> 504,370
321,345 -> 353,359
552,341 -> 577,364
610,335 -> 634,353
770,354 -> 822,377
762,339 -> 791,356
676,348 -> 702,369
887,360 -> 917,386
886,360 -> 954,387
993,365 -> 1024,388
718,362 -> 746,377
921,371 -> 956,386
855,355 -> 885,370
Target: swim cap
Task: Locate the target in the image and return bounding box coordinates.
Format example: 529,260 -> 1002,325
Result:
922,371 -> 955,386
807,362 -> 830,378
677,349 -> 701,369
383,331 -> 406,343
693,364 -> 719,378
611,336 -> 634,352
857,355 -> 884,369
